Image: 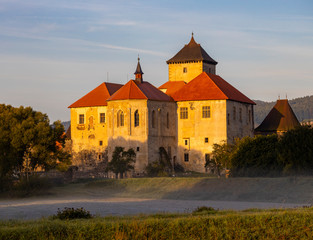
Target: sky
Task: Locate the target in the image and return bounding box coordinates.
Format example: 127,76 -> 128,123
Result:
0,0 -> 312,122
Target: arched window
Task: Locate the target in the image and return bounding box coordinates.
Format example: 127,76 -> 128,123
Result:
166,112 -> 169,128
117,110 -> 124,127
134,110 -> 139,127
152,110 -> 156,128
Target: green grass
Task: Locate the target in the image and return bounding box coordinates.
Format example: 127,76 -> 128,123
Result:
3,176 -> 313,204
1,207 -> 313,239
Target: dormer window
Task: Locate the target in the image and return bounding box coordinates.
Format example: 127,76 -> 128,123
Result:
183,67 -> 187,73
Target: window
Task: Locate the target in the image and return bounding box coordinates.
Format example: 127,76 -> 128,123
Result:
137,147 -> 140,152
79,114 -> 84,124
204,137 -> 208,143
100,113 -> 105,123
202,106 -> 211,118
184,153 -> 189,162
227,113 -> 230,125
166,112 -> 169,128
99,141 -> 103,146
185,140 -> 188,145
183,67 -> 187,73
98,154 -> 102,160
180,107 -> 188,119
152,110 -> 156,128
233,107 -> 236,120
117,110 -> 124,127
239,108 -> 242,122
248,110 -> 251,123
134,110 -> 139,127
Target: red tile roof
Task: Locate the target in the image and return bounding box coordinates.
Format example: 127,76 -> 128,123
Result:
171,72 -> 255,104
68,82 -> 123,108
158,81 -> 186,96
108,80 -> 172,102
255,99 -> 300,133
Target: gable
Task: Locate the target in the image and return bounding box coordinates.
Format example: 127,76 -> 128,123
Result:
68,82 -> 123,108
171,72 -> 255,104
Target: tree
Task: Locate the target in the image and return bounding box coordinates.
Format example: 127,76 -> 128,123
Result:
279,125 -> 313,175
0,104 -> 71,184
108,147 -> 136,178
207,141 -> 234,177
231,135 -> 281,177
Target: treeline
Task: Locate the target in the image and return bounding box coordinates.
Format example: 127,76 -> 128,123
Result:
254,95 -> 313,125
210,125 -> 313,177
0,104 -> 71,191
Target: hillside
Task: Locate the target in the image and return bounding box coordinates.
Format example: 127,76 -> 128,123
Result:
254,95 -> 313,125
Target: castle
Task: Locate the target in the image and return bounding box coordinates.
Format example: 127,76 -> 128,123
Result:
68,34 -> 255,174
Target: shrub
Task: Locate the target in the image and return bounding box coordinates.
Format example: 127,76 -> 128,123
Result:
53,207 -> 93,220
8,175 -> 52,197
192,206 -> 218,215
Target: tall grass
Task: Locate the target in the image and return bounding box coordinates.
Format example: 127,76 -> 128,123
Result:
1,208 -> 313,239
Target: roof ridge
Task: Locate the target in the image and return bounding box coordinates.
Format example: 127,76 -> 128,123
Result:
207,73 -> 229,99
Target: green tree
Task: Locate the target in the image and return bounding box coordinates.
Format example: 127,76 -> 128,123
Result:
207,141 -> 234,177
108,147 -> 136,178
279,125 -> 313,174
231,135 -> 281,177
0,104 -> 71,185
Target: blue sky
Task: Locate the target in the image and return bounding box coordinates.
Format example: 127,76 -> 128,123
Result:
0,0 -> 312,122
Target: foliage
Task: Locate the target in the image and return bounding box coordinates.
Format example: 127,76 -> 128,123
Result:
146,161 -> 168,177
0,104 -> 71,188
0,175 -> 52,197
107,147 -> 136,178
211,126 -> 313,177
278,125 -> 313,174
146,147 -> 173,177
231,135 -> 281,177
207,141 -> 235,177
192,206 -> 218,215
1,208 -> 313,239
53,207 -> 93,220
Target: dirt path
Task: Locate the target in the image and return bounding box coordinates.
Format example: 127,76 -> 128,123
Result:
0,197 -> 306,220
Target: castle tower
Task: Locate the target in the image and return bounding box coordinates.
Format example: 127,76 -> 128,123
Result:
166,33 -> 218,83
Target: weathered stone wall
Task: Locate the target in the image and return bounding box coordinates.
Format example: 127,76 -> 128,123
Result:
168,61 -> 202,83
106,99 -> 177,174
226,101 -> 254,143
176,100 -> 228,172
70,106 -> 108,168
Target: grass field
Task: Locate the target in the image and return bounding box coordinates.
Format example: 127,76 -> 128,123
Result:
1,207 -> 313,239
48,176 -> 313,204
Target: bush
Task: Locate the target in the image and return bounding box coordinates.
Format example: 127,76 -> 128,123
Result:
53,207 -> 93,220
6,175 -> 52,197
192,206 -> 218,215
146,161 -> 169,177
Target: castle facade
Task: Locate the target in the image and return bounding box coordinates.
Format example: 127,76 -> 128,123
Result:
69,35 -> 255,173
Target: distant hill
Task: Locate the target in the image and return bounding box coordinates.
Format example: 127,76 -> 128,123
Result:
254,95 -> 313,126
62,121 -> 71,132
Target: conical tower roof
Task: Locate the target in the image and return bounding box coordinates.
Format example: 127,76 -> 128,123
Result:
255,99 -> 300,133
134,57 -> 144,75
166,34 -> 217,65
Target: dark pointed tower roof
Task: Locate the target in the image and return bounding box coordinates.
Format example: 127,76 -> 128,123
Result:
134,56 -> 144,83
134,56 -> 144,74
166,33 -> 218,65
255,99 -> 300,133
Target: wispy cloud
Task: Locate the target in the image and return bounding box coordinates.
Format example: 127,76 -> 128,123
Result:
0,26 -> 167,57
